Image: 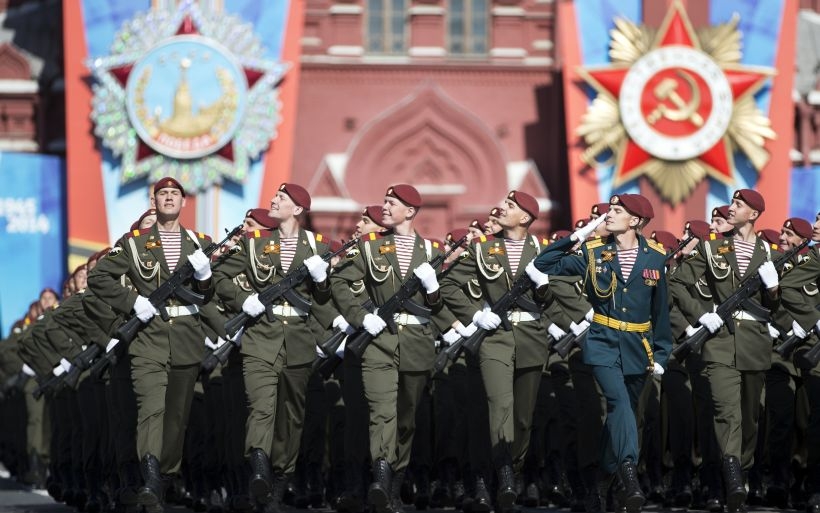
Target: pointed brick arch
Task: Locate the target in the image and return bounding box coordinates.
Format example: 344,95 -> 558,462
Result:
0,43 -> 31,80
343,83 -> 509,207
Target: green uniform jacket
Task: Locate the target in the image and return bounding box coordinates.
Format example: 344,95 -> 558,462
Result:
669,235 -> 781,371
441,233 -> 559,369
535,235 -> 672,374
17,315 -> 60,377
212,228 -> 333,367
330,230 -> 446,372
87,226 -> 213,366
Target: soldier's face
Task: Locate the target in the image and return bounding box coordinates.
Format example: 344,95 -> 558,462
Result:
270,191 -> 302,220
727,199 -> 758,226
73,268 -> 88,291
590,213 -> 610,237
39,290 -> 58,309
778,227 -> 804,250
139,214 -> 157,229
155,188 -> 185,217
381,197 -> 413,227
353,216 -> 383,238
242,216 -> 267,235
813,213 -> 820,243
711,216 -> 731,233
605,206 -> 638,233
498,200 -> 531,229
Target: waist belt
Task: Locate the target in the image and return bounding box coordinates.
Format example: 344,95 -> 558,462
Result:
393,312 -> 430,326
269,304 -> 309,318
507,310 -> 540,323
163,304 -> 199,318
731,310 -> 766,322
592,313 -> 651,333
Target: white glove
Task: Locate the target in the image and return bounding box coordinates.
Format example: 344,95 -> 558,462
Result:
572,215 -> 606,241
413,262 -> 439,294
525,260 -> 550,288
304,254 -> 329,283
242,294 -> 265,318
315,345 -> 328,359
188,249 -> 212,280
684,325 -> 702,338
21,364 -> 36,377
52,365 -> 65,377
548,323 -> 567,340
767,324 -> 781,339
816,318 -> 820,336
59,358 -> 73,374
792,320 -> 808,340
133,295 -> 157,322
362,313 -> 387,336
757,261 -> 779,289
698,312 -> 724,334
335,340 -> 346,358
473,309 -> 502,330
652,362 -> 665,377
585,308 -> 594,322
106,338 -> 120,353
204,337 -> 218,350
456,322 -> 478,338
441,329 -> 461,345
570,320 -> 590,337
333,315 -> 355,335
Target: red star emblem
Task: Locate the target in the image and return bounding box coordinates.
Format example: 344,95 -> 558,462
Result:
577,2 -> 773,189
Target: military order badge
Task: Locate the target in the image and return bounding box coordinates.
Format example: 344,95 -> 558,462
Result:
576,1 -> 775,204
88,3 -> 288,192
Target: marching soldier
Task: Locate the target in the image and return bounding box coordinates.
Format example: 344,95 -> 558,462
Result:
87,177 -> 215,513
669,189 -> 782,513
212,183 -> 333,513
802,210 -> 820,513
535,194 -> 672,513
330,184 -> 447,513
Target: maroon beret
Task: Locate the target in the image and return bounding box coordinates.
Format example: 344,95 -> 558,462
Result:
386,184 -> 422,208
651,230 -> 679,253
733,189 -> 765,212
711,205 -> 731,219
507,190 -> 539,220
784,217 -> 812,239
447,228 -> 469,244
468,219 -> 483,231
551,229 -> 572,241
574,219 -> 588,229
362,205 -> 387,228
685,220 -> 711,240
756,229 -> 780,245
488,207 -> 501,218
610,193 -> 653,220
279,183 -> 311,210
154,177 -> 185,197
132,208 -> 157,231
245,208 -> 278,229
591,203 -> 610,216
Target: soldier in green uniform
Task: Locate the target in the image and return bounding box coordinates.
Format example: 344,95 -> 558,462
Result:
669,189 -> 782,513
87,177 -> 215,513
535,194 -> 672,513
441,190 -> 563,512
330,184 -> 447,513
212,183 -> 333,513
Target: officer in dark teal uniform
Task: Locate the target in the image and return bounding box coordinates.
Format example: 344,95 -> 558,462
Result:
535,194 -> 672,513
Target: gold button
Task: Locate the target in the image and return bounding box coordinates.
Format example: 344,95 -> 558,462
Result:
169,319 -> 174,325
399,325 -> 404,331
622,307 -> 627,312
513,322 -> 519,326
283,320 -> 288,325
623,288 -> 628,293
619,321 -> 627,330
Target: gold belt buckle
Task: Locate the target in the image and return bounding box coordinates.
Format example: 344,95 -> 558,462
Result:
619,321 -> 627,331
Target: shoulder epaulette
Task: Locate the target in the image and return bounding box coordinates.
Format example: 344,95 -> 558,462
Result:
429,240 -> 440,249
476,234 -> 495,244
245,229 -> 273,239
585,239 -> 605,250
314,233 -> 325,242
541,237 -> 549,246
124,228 -> 151,239
367,232 -> 385,241
646,239 -> 666,255
195,232 -> 212,241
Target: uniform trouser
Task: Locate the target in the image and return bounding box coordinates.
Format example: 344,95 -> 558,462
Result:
24,378 -> 49,460
300,372 -> 328,470
549,362 -> 580,488
568,352 -> 605,472
704,363 -> 765,469
78,374 -> 108,490
325,373 -> 346,491
466,354 -> 492,481
433,360 -> 469,473
804,373 -> 820,493
637,377 -> 662,486
202,374 -> 226,491
662,362 -> 694,469
765,364 -> 798,486
479,360 -> 543,471
362,358 -> 428,471
343,356 -> 370,492
591,365 -> 646,475
108,351 -> 139,487
223,352 -> 248,494
243,352 -> 312,475
410,380 -> 433,475
130,355 -> 199,474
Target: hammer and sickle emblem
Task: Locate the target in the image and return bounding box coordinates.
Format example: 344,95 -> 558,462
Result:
647,70 -> 704,127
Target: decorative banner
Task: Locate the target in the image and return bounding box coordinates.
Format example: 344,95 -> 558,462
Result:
0,153 -> 65,337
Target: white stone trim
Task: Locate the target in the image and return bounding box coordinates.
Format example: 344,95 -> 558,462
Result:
310,197 -> 362,212
523,57 -> 554,66
810,149 -> 820,163
408,5 -> 446,15
409,46 -> 447,57
532,39 -> 554,51
0,79 -> 38,94
360,55 -> 413,64
301,37 -> 322,47
790,148 -> 803,162
329,4 -> 363,14
415,184 -> 466,195
492,6 -> 526,16
808,90 -> 820,105
0,139 -> 38,151
327,45 -> 365,56
490,47 -> 528,58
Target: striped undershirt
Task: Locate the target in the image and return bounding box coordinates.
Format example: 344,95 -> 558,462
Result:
279,237 -> 298,273
618,247 -> 639,281
158,230 -> 182,270
504,238 -> 526,275
734,239 -> 755,277
394,235 -> 416,277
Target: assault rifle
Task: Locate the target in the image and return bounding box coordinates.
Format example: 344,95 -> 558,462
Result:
224,238 -> 359,338
32,343 -> 104,399
553,327 -> 587,359
671,239 -> 809,361
793,303 -> 820,369
665,234 -> 697,262
345,234 -> 470,360
117,225 -> 243,343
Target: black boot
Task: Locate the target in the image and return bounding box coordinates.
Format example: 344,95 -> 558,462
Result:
472,476 -> 492,513
414,466 -> 430,510
248,448 -> 273,502
617,460 -> 644,513
496,465 -> 517,512
722,456 -> 746,513
137,454 -> 163,513
261,472 -> 289,513
391,469 -> 406,513
807,493 -> 820,513
368,458 -> 392,513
